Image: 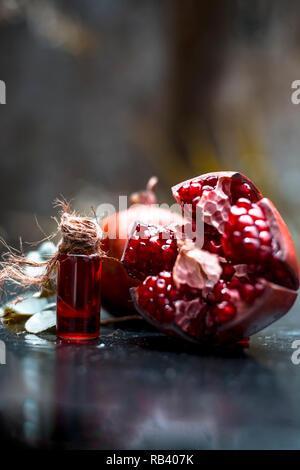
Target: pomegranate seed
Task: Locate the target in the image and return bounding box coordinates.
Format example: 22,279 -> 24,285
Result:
189,182 -> 202,199
232,230 -> 242,244
176,176 -> 218,207
212,301 -> 236,324
229,279 -> 241,289
163,304 -> 174,320
255,282 -> 265,294
243,225 -> 259,238
161,271 -> 172,280
248,207 -> 264,220
123,224 -> 178,279
191,195 -> 201,207
222,264 -> 235,280
156,278 -> 166,291
205,176 -> 218,186
202,185 -> 214,192
236,198 -> 252,209
259,231 -> 272,245
220,288 -> 231,301
229,206 -> 247,221
254,219 -> 268,231
242,237 -> 260,254
137,272 -> 200,324
237,215 -> 254,229
168,286 -> 180,301
241,283 -> 256,303
222,200 -> 273,265
178,183 -> 191,200
259,246 -> 272,262
231,180 -> 260,203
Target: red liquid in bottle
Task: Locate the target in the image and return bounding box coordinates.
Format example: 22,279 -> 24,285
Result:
56,253 -> 102,340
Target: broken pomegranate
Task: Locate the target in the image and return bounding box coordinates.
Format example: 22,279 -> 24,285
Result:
123,172 -> 299,345
100,178 -> 184,313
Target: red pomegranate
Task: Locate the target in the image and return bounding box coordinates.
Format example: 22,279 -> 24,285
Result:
100,177 -> 185,313
122,171 -> 299,344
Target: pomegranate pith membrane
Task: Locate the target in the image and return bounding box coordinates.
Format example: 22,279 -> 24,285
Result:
57,254 -> 102,340
123,172 -> 299,345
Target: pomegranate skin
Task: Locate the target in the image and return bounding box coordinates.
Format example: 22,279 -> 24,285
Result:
131,280 -> 298,345
215,281 -> 298,343
101,257 -> 139,313
101,206 -> 184,313
125,171 -> 299,345
259,198 -> 299,289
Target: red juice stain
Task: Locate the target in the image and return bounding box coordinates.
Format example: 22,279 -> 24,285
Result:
56,253 -> 102,340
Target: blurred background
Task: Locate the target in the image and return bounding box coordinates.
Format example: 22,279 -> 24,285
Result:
0,0 -> 299,251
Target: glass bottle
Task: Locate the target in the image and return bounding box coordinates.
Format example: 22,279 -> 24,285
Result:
56,253 -> 102,340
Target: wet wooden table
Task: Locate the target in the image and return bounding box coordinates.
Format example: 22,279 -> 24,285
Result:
0,299 -> 300,449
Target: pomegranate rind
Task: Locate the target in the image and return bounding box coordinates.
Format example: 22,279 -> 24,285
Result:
216,281 -> 298,343
258,198 -> 299,290
101,257 -> 139,314
132,280 -> 297,345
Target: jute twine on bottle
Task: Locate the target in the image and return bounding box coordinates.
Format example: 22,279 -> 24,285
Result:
0,202 -> 104,291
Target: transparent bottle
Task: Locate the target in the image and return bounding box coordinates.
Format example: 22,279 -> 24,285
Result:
56,253 -> 102,340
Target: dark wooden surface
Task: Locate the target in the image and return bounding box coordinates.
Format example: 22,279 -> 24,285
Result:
0,300 -> 300,450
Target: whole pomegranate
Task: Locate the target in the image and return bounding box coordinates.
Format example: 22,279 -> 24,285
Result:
122,172 -> 299,345
100,177 -> 185,313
